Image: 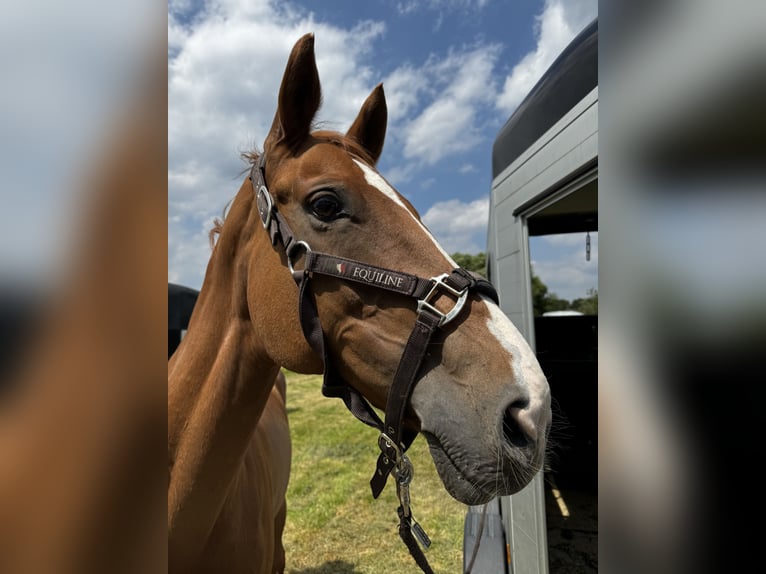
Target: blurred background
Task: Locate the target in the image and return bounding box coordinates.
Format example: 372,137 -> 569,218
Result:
601,0 -> 766,572
0,0 -> 164,386
0,2 -> 166,572
0,0 -> 158,284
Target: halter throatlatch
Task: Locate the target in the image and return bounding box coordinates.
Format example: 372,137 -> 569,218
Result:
250,155 -> 499,574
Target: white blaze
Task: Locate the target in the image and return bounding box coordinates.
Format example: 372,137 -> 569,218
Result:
352,159 -> 457,267
354,159 -> 549,404
484,298 -> 549,401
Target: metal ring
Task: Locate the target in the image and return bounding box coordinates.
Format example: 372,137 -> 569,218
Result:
256,186 -> 273,229
286,241 -> 312,274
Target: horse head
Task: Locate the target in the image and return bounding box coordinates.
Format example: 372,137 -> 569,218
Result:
236,33 -> 551,506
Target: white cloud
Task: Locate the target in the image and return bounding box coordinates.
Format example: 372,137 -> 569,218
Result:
532,257 -> 598,301
421,178 -> 436,190
422,197 -> 489,253
531,232 -> 598,300
382,163 -> 419,187
542,231 -> 595,247
400,45 -> 501,165
169,11 -> 386,172
382,64 -> 430,124
167,218 -> 216,289
168,2 -> 389,288
396,0 -> 490,16
496,0 -> 596,114
168,1 -> 583,288
377,43 -> 503,181
167,0 -> 512,287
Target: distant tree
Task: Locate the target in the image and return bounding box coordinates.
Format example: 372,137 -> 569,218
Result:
571,288 -> 598,315
531,270 -> 571,316
452,257 -> 596,316
544,294 -> 572,314
451,252 -> 486,277
531,273 -> 550,317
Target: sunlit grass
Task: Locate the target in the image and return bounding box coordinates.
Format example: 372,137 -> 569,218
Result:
282,371 -> 466,573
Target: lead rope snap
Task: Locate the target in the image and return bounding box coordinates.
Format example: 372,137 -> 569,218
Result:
395,455 -> 432,551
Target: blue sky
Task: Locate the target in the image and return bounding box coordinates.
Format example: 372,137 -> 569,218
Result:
168,0 -> 598,299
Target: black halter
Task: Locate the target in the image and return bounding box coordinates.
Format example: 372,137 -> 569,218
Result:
250,154 -> 498,573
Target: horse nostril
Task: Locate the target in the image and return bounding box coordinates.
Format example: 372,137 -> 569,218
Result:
503,399 -> 537,448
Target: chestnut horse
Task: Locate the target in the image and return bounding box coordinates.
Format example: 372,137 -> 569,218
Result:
168,34 -> 551,573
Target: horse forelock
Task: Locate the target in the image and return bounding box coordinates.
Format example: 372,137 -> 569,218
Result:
209,132 -> 379,245
309,130 -> 378,166
208,209 -> 227,249
243,131 -> 377,173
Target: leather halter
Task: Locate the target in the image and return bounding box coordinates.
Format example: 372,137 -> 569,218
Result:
250,154 -> 499,573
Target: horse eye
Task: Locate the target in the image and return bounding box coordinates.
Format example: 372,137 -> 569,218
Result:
309,194 -> 343,221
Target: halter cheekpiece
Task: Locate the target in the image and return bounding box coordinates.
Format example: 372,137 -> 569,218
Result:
250,154 -> 499,574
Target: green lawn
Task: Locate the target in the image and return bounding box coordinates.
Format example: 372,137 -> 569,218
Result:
282,371 -> 467,573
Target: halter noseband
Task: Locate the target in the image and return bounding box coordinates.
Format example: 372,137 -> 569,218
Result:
250,154 -> 499,574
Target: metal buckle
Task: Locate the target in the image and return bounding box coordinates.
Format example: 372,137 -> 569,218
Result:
286,241 -> 312,274
416,273 -> 469,327
378,432 -> 403,465
256,186 -> 273,229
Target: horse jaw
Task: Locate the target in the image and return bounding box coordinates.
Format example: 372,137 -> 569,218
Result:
409,298 -> 551,505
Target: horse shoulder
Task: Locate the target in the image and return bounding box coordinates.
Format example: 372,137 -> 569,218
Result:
198,377 -> 290,573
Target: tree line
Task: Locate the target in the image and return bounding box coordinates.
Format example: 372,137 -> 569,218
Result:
451,252 -> 598,316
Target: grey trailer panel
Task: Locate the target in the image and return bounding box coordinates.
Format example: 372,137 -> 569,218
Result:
482,17 -> 598,574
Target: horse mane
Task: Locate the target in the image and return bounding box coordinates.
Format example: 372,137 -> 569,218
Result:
208,211 -> 227,249
209,132 -> 376,248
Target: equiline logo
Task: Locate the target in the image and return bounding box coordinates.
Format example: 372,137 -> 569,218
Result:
348,265 -> 405,289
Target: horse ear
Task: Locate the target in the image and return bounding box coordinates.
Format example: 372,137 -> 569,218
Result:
346,83 -> 387,165
265,33 -> 322,153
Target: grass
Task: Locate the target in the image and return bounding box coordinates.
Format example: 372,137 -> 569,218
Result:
282,370 -> 467,574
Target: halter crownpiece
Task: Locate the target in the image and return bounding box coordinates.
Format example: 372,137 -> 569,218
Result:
250,155 -> 499,574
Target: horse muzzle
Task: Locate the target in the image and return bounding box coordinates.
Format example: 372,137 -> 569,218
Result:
413,372 -> 551,505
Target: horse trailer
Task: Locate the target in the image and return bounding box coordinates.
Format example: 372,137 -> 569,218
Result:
465,18 -> 598,574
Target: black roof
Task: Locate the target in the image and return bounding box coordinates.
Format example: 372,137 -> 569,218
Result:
168,283 -> 199,331
492,18 -> 598,178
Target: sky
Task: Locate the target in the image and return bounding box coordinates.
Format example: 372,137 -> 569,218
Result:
168,0 -> 598,299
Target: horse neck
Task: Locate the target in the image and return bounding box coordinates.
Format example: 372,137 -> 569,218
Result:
168,185 -> 280,546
